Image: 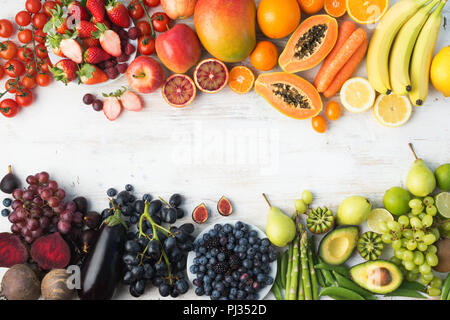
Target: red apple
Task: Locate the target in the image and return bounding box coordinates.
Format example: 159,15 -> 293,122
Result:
126,56 -> 165,94
156,24 -> 201,74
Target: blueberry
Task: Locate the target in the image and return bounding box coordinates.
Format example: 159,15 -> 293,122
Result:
106,188 -> 117,197
211,290 -> 221,299
265,276 -> 274,285
261,238 -> 270,247
195,287 -> 205,296
208,229 -> 218,237
1,209 -> 10,217
176,279 -> 189,294
215,282 -> 225,292
199,256 -> 208,265
224,224 -> 233,233
242,259 -> 253,269
125,184 -> 133,192
217,252 -> 226,262
2,198 -> 12,207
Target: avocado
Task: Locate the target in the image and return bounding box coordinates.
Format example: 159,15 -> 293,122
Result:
319,226 -> 359,265
350,260 -> 403,294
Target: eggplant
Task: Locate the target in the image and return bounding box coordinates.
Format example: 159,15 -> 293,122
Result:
78,211 -> 126,300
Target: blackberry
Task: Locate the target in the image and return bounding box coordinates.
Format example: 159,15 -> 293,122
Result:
205,236 -> 220,249
212,262 -> 228,274
228,254 -> 240,270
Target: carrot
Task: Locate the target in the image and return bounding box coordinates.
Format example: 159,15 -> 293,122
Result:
314,20 -> 356,88
315,27 -> 367,93
323,38 -> 368,98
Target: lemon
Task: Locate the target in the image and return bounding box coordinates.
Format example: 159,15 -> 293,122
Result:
430,46 -> 450,97
340,77 -> 376,113
436,192 -> 450,219
373,93 -> 412,127
367,208 -> 394,234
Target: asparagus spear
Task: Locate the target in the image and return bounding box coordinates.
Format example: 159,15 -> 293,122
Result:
298,268 -> 304,300
309,236 -> 326,288
285,242 -> 294,296
300,231 -> 312,300
308,241 -> 319,300
287,236 -> 300,300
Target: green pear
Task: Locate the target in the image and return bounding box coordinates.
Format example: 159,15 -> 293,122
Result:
406,144 -> 436,197
337,196 -> 372,225
263,194 -> 296,247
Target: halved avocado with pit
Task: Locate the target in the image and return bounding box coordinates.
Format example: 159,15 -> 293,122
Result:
319,226 -> 359,265
350,260 -> 403,294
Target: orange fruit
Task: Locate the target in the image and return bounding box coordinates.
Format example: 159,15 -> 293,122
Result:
346,0 -> 389,24
324,0 -> 346,18
250,41 -> 279,71
228,66 -> 255,94
257,0 -> 301,39
297,0 -> 324,15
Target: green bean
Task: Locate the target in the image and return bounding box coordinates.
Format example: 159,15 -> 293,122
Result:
441,274 -> 450,300
385,288 -> 426,299
280,249 -> 289,289
315,262 -> 350,278
308,236 -> 325,288
319,286 -> 365,300
399,280 -> 426,292
322,269 -> 335,286
272,281 -> 283,300
332,271 -> 376,300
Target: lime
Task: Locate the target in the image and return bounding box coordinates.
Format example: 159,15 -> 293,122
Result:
383,187 -> 412,216
367,208 -> 394,234
435,164 -> 450,191
435,192 -> 450,218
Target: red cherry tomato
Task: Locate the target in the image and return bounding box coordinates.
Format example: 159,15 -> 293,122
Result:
0,99 -> 20,118
18,29 -> 33,43
17,47 -> 33,62
138,35 -> 155,55
144,0 -> 160,7
0,19 -> 14,38
25,60 -> 37,77
136,20 -> 151,36
22,75 -> 36,89
32,13 -> 49,29
39,58 -> 52,73
43,1 -> 58,16
4,59 -> 25,78
325,101 -> 341,121
34,29 -> 47,44
35,43 -> 48,59
15,11 -> 32,27
312,115 -> 327,133
5,78 -> 22,94
128,1 -> 145,20
0,41 -> 18,60
26,0 -> 42,14
151,12 -> 171,32
15,88 -> 34,107
36,73 -> 52,87
0,65 -> 3,80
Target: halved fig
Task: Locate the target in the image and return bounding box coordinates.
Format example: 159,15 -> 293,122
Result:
217,196 -> 233,216
192,203 -> 209,224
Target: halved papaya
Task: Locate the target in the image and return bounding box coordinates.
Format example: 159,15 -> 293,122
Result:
255,72 -> 323,119
279,15 -> 338,73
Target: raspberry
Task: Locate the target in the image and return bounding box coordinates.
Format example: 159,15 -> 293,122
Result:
104,60 -> 115,69
105,67 -> 119,80
125,43 -> 135,56
117,63 -> 128,74
117,53 -> 129,63
127,27 -> 138,40
119,29 -> 129,40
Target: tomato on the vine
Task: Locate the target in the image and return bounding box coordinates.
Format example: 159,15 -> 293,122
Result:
15,11 -> 32,27
22,75 -> 36,89
5,78 -> 21,94
17,47 -> 33,62
35,43 -> 48,59
312,115 -> 327,133
138,35 -> 155,55
36,73 -> 52,87
34,29 -> 47,44
39,58 -> 52,73
4,59 -> 25,77
151,12 -> 171,32
25,60 -> 37,77
15,88 -> 34,107
0,99 -> 20,118
18,29 -> 33,43
144,0 -> 160,7
26,0 -> 42,14
32,13 -> 49,29
0,41 -> 17,60
0,19 -> 14,38
325,101 -> 341,121
128,1 -> 145,20
0,65 -> 3,80
136,20 -> 151,36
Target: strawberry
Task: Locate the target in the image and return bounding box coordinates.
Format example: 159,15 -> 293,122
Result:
50,59 -> 78,85
102,96 -> 122,121
46,32 -> 65,57
77,63 -> 108,85
106,0 -> 130,28
60,38 -> 83,63
43,3 -> 67,34
56,18 -> 70,34
92,23 -> 122,57
82,37 -> 100,48
65,0 -> 90,21
121,90 -> 142,111
84,47 -> 111,64
76,20 -> 97,39
86,0 -> 106,23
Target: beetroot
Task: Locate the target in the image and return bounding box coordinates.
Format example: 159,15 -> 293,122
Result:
0,233 -> 29,268
30,232 -> 71,270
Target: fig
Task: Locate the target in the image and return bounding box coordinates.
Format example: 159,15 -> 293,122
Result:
1,264 -> 40,300
30,232 -> 71,270
217,196 -> 233,216
0,232 -> 29,268
41,269 -> 74,300
0,165 -> 20,194
192,203 -> 209,224
73,196 -> 88,214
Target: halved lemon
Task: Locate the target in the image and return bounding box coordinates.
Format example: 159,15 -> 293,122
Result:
228,66 -> 255,94
346,0 -> 389,24
340,77 -> 376,113
373,94 -> 412,127
367,208 -> 394,234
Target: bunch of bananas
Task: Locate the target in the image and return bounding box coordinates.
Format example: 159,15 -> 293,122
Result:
367,0 -> 447,106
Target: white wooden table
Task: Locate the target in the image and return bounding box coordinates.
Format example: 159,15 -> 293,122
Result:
0,0 -> 448,300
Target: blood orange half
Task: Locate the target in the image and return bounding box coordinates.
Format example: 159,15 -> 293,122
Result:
162,74 -> 197,108
193,58 -> 229,93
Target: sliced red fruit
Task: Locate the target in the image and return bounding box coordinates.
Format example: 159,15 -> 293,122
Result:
193,58 -> 229,94
192,203 -> 209,224
93,23 -> 122,57
103,96 -> 122,121
162,74 -> 196,108
60,38 -> 83,64
217,196 -> 233,216
0,232 -> 29,268
30,232 -> 70,270
121,91 -> 143,112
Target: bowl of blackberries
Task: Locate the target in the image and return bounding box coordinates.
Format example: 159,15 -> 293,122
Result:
187,220 -> 277,300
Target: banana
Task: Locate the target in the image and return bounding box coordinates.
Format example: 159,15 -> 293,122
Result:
409,0 -> 446,106
389,0 -> 440,95
367,0 -> 429,95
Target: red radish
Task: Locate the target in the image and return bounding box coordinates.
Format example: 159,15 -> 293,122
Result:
106,0 -> 130,28
93,23 -> 122,57
0,233 -> 29,268
50,59 -> 78,84
30,232 -> 71,270
86,0 -> 105,22
121,90 -> 143,111
77,64 -> 108,84
60,38 -> 83,63
84,47 -> 111,64
103,96 -> 122,121
76,20 -> 97,39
